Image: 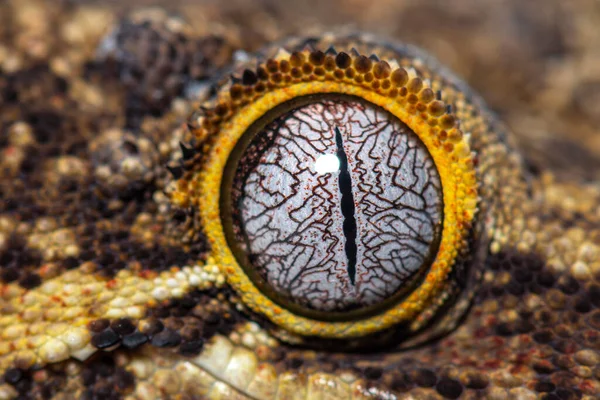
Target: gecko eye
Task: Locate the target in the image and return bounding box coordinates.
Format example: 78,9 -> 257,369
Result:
176,46 -> 478,338
222,96 -> 443,318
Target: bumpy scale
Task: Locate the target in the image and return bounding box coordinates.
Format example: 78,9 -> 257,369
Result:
0,3 -> 599,400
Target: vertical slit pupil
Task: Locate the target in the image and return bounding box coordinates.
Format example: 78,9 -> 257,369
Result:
334,127 -> 358,285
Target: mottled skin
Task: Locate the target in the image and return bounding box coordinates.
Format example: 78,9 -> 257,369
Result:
1,1 -> 600,399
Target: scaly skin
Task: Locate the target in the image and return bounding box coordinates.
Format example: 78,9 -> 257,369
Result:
1,1 -> 599,399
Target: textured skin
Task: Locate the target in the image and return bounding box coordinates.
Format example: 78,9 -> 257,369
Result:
1,1 -> 600,399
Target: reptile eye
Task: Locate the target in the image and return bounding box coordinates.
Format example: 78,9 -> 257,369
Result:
173,43 -> 478,338
222,96 -> 443,318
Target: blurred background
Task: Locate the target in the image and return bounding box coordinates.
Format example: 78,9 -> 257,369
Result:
3,0 -> 600,180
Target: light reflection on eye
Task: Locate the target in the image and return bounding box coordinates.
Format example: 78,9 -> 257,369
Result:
314,153 -> 341,175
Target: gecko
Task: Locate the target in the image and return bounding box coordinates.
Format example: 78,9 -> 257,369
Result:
1,1 -> 599,399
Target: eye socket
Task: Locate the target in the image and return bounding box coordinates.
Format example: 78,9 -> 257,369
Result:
221,94 -> 443,320
175,44 -> 479,338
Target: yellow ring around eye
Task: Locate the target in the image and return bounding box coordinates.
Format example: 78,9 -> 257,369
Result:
174,49 -> 478,338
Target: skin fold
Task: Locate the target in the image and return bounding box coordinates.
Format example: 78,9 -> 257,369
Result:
0,1 -> 599,399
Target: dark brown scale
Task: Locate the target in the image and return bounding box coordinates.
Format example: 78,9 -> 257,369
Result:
286,358 -> 304,369
533,330 -> 554,344
535,381 -> 557,393
62,256 -> 80,270
587,310 -> 600,330
412,369 -> 437,387
465,374 -> 489,390
89,319 -> 110,333
309,50 -> 325,65
0,235 -> 43,288
419,88 -> 434,102
121,332 -> 148,349
91,329 -> 121,349
179,339 -> 205,356
335,52 -> 352,69
435,377 -> 463,399
266,59 -> 279,72
140,319 -> 165,336
3,368 -> 23,385
69,217 -> 207,278
0,65 -> 68,107
151,329 -> 182,348
373,61 -> 391,78
111,318 -> 136,336
94,15 -> 233,128
514,266 -> 534,282
533,360 -> 556,374
538,270 -> 556,287
80,355 -> 135,400
0,104 -> 198,290
90,288 -> 247,355
0,106 -> 95,217
290,52 -> 305,66
407,77 -> 423,93
558,275 -> 580,295
391,68 -> 408,86
363,366 -> 383,380
574,296 -> 592,313
302,63 -> 313,74
2,366 -> 68,399
242,69 -> 258,85
18,273 -> 41,289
